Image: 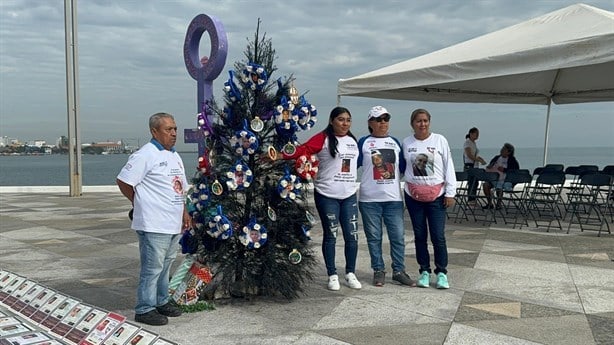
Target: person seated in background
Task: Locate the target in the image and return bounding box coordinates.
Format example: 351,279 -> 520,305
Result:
482,143 -> 520,209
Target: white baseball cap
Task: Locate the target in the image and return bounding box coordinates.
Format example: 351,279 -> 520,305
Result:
368,106 -> 390,120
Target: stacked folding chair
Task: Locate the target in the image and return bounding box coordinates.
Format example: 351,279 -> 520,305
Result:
449,171 -> 470,223
497,169 -> 532,229
566,172 -> 612,236
525,171 -> 566,232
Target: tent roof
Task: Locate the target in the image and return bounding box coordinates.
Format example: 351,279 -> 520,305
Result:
337,3 -> 614,105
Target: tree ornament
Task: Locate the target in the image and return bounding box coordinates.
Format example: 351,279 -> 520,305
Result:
225,160 -> 253,191
288,249 -> 302,264
197,103 -> 214,136
267,205 -> 277,221
275,96 -> 299,133
223,70 -> 241,102
240,217 -> 268,249
277,167 -> 302,200
179,229 -> 199,254
189,182 -> 210,212
302,225 -> 312,240
229,120 -> 259,157
207,205 -> 233,239
197,149 -> 211,175
297,96 -> 318,131
241,62 -> 268,90
250,116 -> 264,132
289,84 -> 300,105
267,146 -> 278,161
282,142 -> 296,156
211,179 -> 223,196
294,154 -> 319,186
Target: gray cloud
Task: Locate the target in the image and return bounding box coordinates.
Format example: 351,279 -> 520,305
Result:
1,0 -> 612,150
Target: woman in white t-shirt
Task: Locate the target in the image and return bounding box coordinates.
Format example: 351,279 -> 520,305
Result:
402,108 -> 456,290
463,127 -> 487,202
276,106 -> 362,291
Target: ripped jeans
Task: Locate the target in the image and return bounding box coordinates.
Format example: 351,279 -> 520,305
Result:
314,191 -> 359,276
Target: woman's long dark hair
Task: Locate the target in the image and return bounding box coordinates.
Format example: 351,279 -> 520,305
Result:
466,127 -> 478,139
324,106 -> 357,158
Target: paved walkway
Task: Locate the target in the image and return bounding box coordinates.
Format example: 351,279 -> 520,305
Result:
1,189 -> 613,345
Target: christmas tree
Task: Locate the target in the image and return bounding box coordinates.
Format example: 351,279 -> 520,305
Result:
183,20 -> 320,300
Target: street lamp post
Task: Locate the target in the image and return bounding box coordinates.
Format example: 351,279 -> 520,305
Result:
64,0 -> 82,196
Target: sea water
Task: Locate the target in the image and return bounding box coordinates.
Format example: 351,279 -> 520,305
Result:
0,147 -> 612,186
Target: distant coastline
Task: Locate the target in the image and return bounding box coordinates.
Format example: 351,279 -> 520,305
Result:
1,146 -> 612,187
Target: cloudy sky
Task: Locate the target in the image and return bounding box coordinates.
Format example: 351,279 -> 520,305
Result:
1,0 -> 613,152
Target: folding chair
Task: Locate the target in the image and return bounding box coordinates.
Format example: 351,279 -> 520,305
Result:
533,164 -> 565,177
472,169 -> 500,225
525,171 -> 566,232
601,165 -> 614,222
566,173 -> 612,236
448,171 -> 470,223
563,165 -> 599,216
601,165 -> 614,176
497,169 -> 532,228
461,168 -> 484,222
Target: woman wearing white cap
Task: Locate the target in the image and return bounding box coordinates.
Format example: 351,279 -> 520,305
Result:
357,106 -> 416,287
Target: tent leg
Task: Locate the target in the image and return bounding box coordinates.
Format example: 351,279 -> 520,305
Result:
542,100 -> 552,166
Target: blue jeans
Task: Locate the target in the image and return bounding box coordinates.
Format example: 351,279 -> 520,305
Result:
359,201 -> 406,273
135,231 -> 180,314
314,191 -> 359,276
404,193 -> 448,275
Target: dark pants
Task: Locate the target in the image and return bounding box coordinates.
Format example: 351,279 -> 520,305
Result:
464,164 -> 478,201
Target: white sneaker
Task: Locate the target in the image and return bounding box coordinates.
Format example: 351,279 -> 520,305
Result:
327,275 -> 340,291
345,272 -> 362,289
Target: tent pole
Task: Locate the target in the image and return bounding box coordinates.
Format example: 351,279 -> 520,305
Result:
337,94 -> 341,106
542,99 -> 552,166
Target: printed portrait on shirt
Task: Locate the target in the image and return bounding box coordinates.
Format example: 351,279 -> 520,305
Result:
412,153 -> 434,177
172,176 -> 183,195
370,149 -> 396,180
341,159 -> 351,172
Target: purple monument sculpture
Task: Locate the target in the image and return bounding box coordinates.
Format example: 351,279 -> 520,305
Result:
183,14 -> 228,156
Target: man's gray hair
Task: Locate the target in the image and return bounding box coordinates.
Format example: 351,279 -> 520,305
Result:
149,112 -> 174,130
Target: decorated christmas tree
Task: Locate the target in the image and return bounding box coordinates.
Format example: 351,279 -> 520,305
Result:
183,20 -> 320,300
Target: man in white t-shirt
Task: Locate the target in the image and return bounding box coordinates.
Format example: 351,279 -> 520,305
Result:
117,113 -> 190,326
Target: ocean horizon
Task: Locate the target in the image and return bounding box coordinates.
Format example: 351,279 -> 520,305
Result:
0,146 -> 612,187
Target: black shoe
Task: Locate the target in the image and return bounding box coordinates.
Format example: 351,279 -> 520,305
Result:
156,301 -> 182,317
135,310 -> 168,326
392,271 -> 417,287
373,271 -> 385,287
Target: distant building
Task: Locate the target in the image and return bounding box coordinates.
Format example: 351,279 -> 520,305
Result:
26,140 -> 47,147
89,141 -> 123,153
0,136 -> 19,147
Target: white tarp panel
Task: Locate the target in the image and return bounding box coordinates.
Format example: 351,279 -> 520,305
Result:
337,3 -> 614,105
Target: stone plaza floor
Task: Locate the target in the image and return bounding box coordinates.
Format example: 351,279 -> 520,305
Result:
1,188 -> 613,344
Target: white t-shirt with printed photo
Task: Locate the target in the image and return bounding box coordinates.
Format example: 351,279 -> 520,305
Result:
358,136 -> 403,202
117,141 -> 188,234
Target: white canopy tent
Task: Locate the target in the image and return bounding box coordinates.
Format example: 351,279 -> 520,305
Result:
337,3 -> 614,164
